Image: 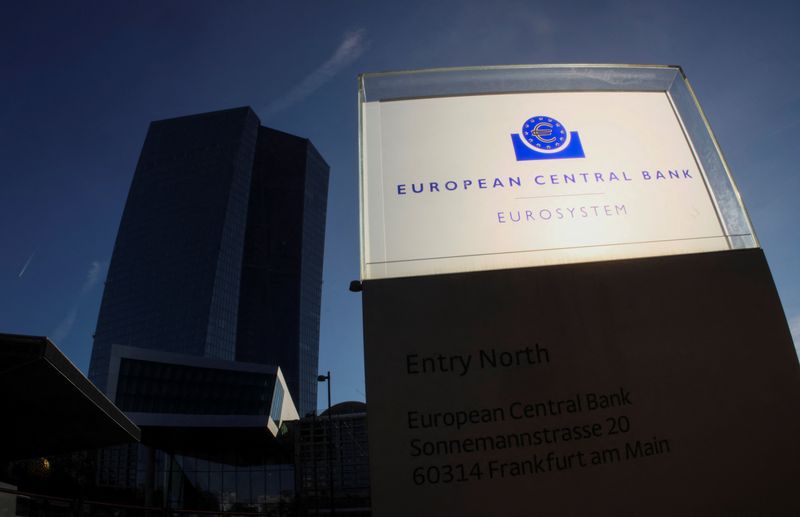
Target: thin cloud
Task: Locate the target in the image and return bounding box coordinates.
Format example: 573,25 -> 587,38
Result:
49,261 -> 107,343
264,29 -> 368,116
81,260 -> 107,293
50,307 -> 78,344
17,251 -> 36,278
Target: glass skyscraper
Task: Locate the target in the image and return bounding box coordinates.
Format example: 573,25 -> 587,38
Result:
89,106 -> 329,419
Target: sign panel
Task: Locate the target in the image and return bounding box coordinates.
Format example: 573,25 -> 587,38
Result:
359,67 -> 787,516
362,91 -> 730,279
363,250 -> 800,516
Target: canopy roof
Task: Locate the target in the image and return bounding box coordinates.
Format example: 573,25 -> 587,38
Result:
0,333 -> 141,461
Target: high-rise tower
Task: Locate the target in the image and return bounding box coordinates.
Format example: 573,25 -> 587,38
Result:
88,107 -> 328,418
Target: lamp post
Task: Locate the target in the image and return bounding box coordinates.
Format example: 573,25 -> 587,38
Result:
317,372 -> 334,514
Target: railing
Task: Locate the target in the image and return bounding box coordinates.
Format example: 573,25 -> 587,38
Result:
0,486 -> 291,516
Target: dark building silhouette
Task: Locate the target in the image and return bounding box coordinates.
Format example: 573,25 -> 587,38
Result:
236,127 -> 329,416
89,106 -> 328,418
83,107 -> 328,512
295,402 -> 370,515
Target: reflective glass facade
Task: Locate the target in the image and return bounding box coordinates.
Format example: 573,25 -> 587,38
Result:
115,358 -> 276,415
158,455 -> 295,513
235,127 -> 329,416
295,402 -> 370,513
88,107 -> 328,416
96,445 -> 295,513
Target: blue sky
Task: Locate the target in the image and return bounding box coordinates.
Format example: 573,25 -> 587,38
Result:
1,1 -> 798,409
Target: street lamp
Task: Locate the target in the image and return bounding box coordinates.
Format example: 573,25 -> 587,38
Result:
317,372 -> 334,514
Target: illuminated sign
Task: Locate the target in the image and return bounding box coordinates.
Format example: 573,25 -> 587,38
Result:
359,67 -> 756,280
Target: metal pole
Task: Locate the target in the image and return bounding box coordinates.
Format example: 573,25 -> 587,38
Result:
144,445 -> 155,517
327,371 -> 334,515
314,410 -> 319,516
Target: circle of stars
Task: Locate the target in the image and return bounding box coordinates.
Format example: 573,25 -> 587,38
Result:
522,116 -> 567,150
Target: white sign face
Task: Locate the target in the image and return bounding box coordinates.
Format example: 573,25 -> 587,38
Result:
361,91 -> 728,280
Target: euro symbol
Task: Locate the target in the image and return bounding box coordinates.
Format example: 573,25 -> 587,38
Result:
532,122 -> 556,143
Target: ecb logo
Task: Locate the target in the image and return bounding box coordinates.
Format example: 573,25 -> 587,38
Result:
510,115 -> 585,161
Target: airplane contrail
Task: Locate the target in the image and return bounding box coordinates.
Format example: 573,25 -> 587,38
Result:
18,251 -> 35,278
